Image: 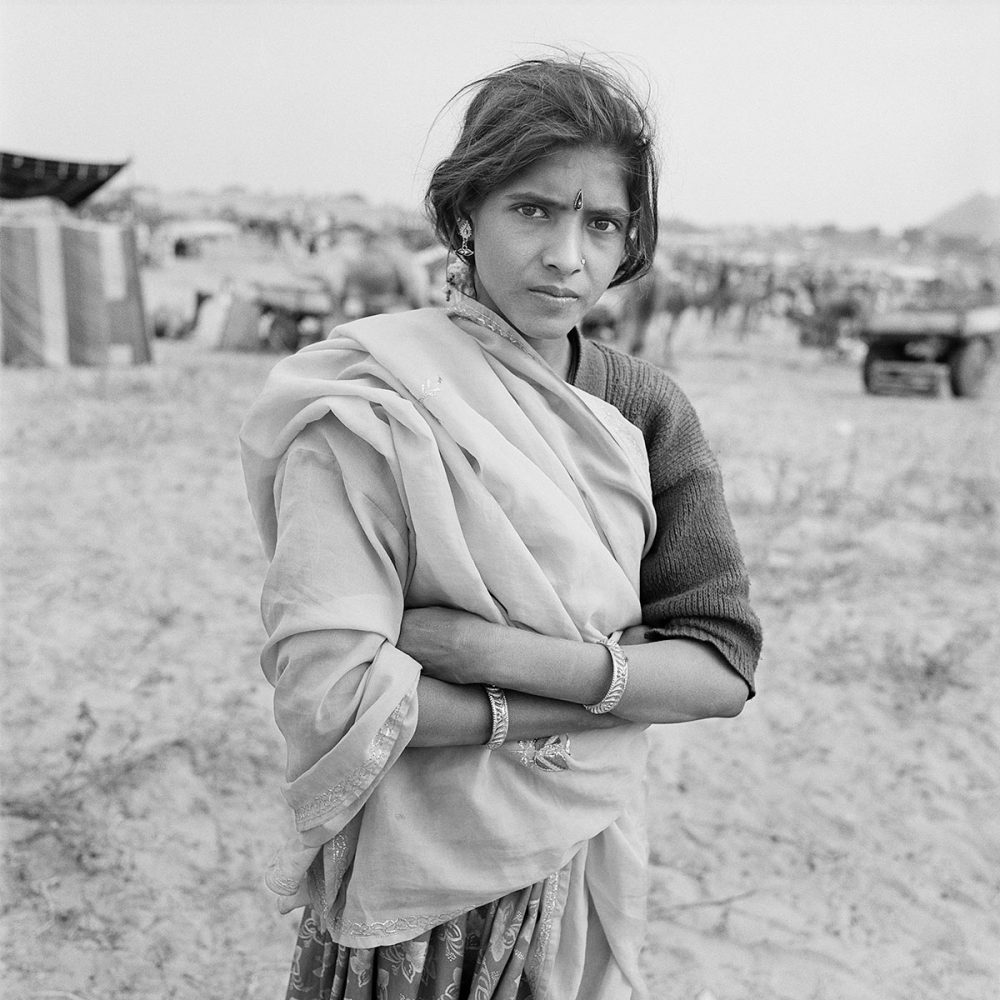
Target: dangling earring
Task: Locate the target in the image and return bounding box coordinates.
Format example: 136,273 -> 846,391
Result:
446,218 -> 476,300
457,219 -> 474,259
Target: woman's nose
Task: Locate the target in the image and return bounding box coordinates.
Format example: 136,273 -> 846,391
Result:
542,222 -> 583,274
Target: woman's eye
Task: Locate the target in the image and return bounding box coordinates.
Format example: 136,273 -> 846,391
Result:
590,219 -> 622,233
516,205 -> 547,219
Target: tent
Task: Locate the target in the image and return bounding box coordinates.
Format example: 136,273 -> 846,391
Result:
1,212 -> 151,366
194,289 -> 265,351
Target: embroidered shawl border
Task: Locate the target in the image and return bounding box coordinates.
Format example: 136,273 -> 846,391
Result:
446,300 -> 532,357
322,867 -> 564,956
293,700 -> 409,830
328,904 -> 473,939
308,831 -> 350,933
526,869 -> 565,988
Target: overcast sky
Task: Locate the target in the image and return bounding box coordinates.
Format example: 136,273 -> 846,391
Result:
2,0 -> 998,231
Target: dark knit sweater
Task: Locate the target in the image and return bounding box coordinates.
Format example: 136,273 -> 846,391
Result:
569,332 -> 762,694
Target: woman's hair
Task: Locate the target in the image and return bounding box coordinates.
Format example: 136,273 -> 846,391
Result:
425,55 -> 659,287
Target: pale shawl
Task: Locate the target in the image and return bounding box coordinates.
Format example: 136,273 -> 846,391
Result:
240,297 -> 656,998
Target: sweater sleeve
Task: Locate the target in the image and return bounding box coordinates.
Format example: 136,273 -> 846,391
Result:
590,343 -> 762,694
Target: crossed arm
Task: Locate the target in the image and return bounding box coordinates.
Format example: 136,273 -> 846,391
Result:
264,437 -> 752,768
399,607 -> 748,748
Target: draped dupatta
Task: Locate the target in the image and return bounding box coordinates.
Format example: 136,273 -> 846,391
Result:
240,297 -> 656,997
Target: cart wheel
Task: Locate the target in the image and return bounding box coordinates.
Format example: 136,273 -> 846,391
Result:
949,338 -> 991,398
862,344 -> 891,394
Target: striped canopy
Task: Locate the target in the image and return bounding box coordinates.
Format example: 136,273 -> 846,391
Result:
0,151 -> 128,208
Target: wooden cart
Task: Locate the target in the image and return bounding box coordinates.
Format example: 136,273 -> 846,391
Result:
250,278 -> 340,352
859,305 -> 1000,398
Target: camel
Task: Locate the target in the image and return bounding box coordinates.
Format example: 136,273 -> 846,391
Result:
151,289 -> 212,340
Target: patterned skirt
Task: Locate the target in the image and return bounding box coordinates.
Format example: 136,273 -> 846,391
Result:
286,881 -> 545,1000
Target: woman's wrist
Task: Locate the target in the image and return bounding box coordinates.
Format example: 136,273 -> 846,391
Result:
410,675 -> 627,748
504,689 -> 627,739
479,627 -> 616,706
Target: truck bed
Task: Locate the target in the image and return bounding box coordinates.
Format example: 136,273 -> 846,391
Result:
863,305 -> 1000,339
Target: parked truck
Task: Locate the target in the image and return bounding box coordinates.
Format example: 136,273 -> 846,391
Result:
859,304 -> 1000,398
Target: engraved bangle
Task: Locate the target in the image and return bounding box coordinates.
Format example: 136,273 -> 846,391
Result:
584,638 -> 629,714
484,685 -> 509,749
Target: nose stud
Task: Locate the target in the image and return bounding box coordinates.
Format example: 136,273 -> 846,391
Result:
581,256 -> 586,266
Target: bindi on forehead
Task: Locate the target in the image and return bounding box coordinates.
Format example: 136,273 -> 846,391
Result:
497,149 -> 630,218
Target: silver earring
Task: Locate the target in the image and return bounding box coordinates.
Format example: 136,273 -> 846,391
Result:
457,219 -> 473,259
446,219 -> 476,300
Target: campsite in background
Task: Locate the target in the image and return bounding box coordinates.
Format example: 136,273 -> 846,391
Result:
2,146 -> 999,998
3,149 -> 998,394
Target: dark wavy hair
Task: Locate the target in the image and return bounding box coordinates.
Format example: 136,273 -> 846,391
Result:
425,55 -> 659,287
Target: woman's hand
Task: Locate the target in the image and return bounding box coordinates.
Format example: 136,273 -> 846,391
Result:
400,612 -> 660,699
399,611 -> 747,724
618,625 -> 650,646
397,607 -> 503,685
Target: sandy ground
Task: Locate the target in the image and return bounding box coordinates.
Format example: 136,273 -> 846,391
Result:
2,269 -> 999,999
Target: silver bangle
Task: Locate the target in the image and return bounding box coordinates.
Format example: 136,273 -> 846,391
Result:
584,637 -> 629,714
484,685 -> 509,749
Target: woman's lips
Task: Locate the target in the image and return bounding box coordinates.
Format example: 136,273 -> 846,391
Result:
529,285 -> 580,303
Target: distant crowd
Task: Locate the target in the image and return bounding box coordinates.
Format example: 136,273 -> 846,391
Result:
144,213 -> 1000,358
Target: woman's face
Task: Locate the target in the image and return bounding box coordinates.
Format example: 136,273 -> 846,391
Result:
469,145 -> 630,370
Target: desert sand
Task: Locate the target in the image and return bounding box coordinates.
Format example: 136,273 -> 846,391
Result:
2,253 -> 999,999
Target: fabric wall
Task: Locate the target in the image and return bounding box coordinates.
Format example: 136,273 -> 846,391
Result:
107,227 -> 152,364
0,217 -> 151,366
61,223 -> 110,365
1,223 -> 45,364
1,219 -> 70,365
217,295 -> 263,351
105,226 -> 153,364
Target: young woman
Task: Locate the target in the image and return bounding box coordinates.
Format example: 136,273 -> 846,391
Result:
241,56 -> 761,1000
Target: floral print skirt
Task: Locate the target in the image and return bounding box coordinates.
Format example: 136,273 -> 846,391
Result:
286,881 -> 545,1000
